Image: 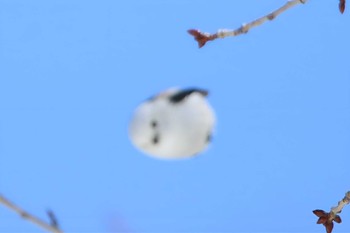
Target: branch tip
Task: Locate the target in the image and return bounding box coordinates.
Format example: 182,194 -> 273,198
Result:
187,0 -> 306,47
313,191 -> 350,233
187,29 -> 217,48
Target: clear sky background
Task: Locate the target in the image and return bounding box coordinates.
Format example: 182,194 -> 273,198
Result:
0,1 -> 349,232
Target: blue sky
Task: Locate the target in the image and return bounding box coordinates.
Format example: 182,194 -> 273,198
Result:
0,0 -> 349,232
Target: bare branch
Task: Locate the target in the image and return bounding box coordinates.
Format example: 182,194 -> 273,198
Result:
330,191 -> 350,219
188,0 -> 307,48
313,191 -> 350,233
0,194 -> 63,233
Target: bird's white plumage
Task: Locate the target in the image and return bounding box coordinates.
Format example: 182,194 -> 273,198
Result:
128,88 -> 216,159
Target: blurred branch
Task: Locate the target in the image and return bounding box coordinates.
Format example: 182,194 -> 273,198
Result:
47,209 -> 60,229
0,194 -> 62,233
188,0 -> 307,48
313,191 -> 350,233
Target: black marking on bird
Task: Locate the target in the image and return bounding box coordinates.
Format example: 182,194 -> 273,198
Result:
206,133 -> 212,143
152,134 -> 159,144
151,120 -> 158,128
169,88 -> 209,104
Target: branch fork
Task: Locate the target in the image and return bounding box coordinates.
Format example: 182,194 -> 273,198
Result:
0,194 -> 62,233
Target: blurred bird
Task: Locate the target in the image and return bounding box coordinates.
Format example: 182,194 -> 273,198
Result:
128,87 -> 216,159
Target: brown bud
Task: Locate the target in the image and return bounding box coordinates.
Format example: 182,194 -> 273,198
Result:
334,215 -> 342,224
313,209 -> 327,217
187,29 -> 216,48
325,221 -> 334,233
339,0 -> 346,13
317,216 -> 328,224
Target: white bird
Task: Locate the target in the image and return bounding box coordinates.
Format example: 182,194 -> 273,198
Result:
128,87 -> 216,159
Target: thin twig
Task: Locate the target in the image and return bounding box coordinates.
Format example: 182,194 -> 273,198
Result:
0,194 -> 63,233
188,0 -> 307,48
313,191 -> 350,233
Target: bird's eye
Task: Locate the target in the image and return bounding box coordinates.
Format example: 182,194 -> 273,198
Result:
152,134 -> 159,144
151,120 -> 158,128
